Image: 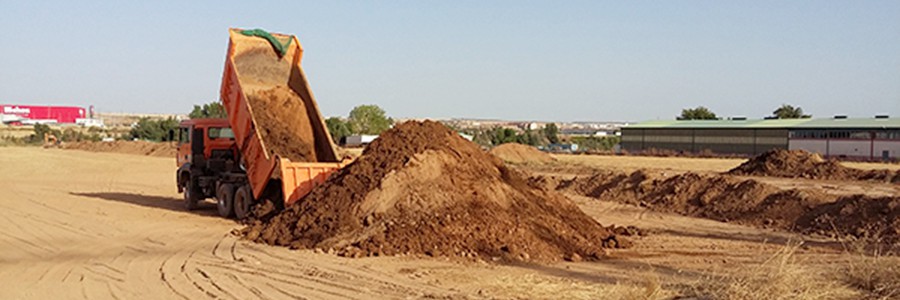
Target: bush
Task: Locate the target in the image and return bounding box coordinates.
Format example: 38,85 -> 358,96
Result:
130,117 -> 179,141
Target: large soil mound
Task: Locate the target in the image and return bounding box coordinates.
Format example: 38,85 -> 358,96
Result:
245,85 -> 318,162
246,121 -> 621,262
63,141 -> 175,157
489,143 -> 555,164
555,171 -> 899,243
728,149 -> 900,183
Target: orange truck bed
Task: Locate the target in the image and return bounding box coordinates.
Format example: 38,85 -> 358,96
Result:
220,28 -> 344,206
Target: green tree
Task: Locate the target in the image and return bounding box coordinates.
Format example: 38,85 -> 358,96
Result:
29,124 -> 61,144
516,129 -> 543,146
189,102 -> 227,119
772,104 -> 811,119
678,106 -> 718,120
130,117 -> 179,141
543,123 -> 560,144
348,105 -> 392,135
488,127 -> 519,145
325,117 -> 351,142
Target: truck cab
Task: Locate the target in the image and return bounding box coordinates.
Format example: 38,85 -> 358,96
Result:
174,118 -> 243,214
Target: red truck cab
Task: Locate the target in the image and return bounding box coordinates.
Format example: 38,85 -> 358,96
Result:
175,118 -> 236,167
174,118 -> 242,213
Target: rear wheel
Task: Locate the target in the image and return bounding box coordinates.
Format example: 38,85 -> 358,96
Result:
234,185 -> 253,219
183,179 -> 201,211
216,183 -> 235,218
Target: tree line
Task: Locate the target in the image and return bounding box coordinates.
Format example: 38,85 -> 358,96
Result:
129,102 -> 396,143
679,104 -> 811,120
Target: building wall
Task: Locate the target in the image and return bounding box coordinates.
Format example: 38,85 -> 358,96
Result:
788,139 -> 827,154
828,140 -> 871,158
873,141 -> 900,160
788,129 -> 900,160
621,128 -> 788,155
623,122 -> 900,160
1,105 -> 86,123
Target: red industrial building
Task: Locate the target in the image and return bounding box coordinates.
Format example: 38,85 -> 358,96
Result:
0,104 -> 89,125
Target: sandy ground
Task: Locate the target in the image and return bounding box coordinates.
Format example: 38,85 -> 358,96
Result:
0,147 -> 871,299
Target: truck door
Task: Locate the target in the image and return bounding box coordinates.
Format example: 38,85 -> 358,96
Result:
192,127 -> 205,163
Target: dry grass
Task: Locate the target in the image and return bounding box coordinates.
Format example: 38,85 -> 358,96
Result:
836,241 -> 900,299
480,272 -> 674,300
680,242 -> 860,300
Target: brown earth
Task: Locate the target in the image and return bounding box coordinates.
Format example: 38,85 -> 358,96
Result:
797,195 -> 900,241
245,121 -> 623,262
62,140 -> 176,157
489,143 -> 556,164
245,85 -> 319,162
5,146 -> 897,299
729,149 -> 900,183
233,32 -> 324,163
553,170 -> 900,243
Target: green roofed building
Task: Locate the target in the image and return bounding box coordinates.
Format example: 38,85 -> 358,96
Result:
621,116 -> 900,160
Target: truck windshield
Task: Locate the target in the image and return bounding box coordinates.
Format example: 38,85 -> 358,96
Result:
208,127 -> 235,139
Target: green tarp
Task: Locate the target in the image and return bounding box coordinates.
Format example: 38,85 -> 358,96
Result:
240,28 -> 293,57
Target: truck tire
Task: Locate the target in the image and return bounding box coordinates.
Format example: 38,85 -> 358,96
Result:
216,183 -> 235,218
234,185 -> 253,219
184,179 -> 201,211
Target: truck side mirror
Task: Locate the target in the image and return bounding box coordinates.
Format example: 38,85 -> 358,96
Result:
168,129 -> 175,142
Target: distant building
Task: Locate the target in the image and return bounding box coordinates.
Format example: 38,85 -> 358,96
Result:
1,104 -> 87,125
560,128 -> 618,137
621,116 -> 900,160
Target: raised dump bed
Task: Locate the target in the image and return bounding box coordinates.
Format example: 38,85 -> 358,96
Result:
220,28 -> 344,206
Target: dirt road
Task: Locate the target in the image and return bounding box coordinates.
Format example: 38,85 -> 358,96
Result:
0,148 -> 459,299
0,147 -> 873,299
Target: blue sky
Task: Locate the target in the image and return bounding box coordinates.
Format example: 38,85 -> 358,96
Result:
1,1 -> 898,121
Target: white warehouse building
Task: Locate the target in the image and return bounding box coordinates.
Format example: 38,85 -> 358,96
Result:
622,116 -> 900,161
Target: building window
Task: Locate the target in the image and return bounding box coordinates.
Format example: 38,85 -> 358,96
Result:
790,130 -> 826,139
828,131 -> 850,139
849,131 -> 871,139
876,130 -> 900,140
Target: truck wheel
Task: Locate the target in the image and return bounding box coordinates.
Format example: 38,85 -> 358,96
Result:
234,185 -> 253,219
184,180 -> 201,211
216,184 -> 235,218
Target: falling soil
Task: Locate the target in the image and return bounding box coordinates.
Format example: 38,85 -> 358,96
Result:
245,121 -> 623,262
245,85 -> 318,162
63,141 -> 176,157
489,143 -> 556,164
553,170 -> 900,243
728,149 -> 900,183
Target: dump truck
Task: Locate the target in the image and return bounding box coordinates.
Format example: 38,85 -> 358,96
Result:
175,28 -> 346,219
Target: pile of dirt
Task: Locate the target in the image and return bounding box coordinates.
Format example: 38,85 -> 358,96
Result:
557,171 -> 825,229
245,85 -> 318,162
797,195 -> 900,242
245,121 -> 623,262
489,143 -> 555,164
62,141 -> 176,157
554,170 -> 900,243
728,149 -> 900,183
